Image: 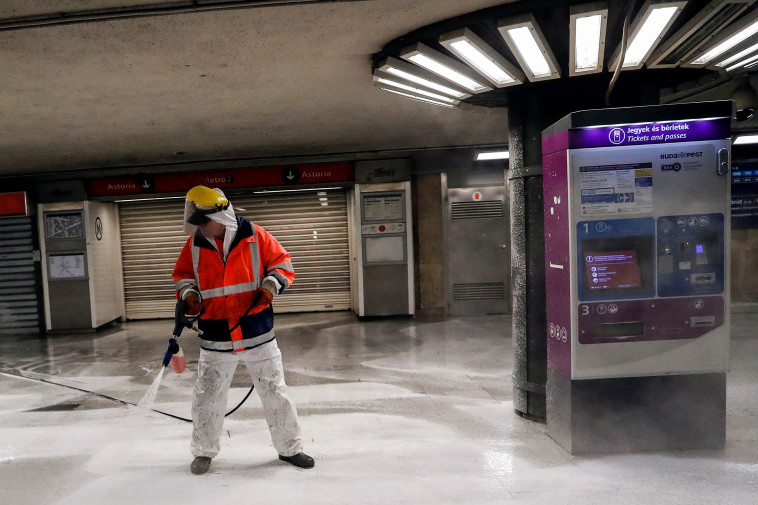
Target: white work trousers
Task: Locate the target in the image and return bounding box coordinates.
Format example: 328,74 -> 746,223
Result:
190,342 -> 303,459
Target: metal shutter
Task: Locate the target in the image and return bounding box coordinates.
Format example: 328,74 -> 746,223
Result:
119,189 -> 350,319
0,217 -> 41,335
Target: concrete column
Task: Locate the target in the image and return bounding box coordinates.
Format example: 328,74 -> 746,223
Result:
508,91 -> 548,421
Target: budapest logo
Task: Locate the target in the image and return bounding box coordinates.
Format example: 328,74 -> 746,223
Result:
660,151 -> 703,159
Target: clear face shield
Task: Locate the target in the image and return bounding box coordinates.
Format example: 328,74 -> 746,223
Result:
183,188 -> 238,259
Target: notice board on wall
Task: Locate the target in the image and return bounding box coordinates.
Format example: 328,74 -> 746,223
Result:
732,161 -> 758,230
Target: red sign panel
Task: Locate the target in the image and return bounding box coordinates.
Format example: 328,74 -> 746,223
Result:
0,192 -> 28,216
86,162 -> 354,197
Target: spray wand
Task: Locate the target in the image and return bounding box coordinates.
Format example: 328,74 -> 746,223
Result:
159,296 -> 258,417
162,301 -> 204,373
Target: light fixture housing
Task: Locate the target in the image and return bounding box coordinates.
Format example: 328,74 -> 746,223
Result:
375,56 -> 472,99
726,52 -> 758,71
733,133 -> 758,144
648,0 -> 753,69
439,27 -> 524,87
476,150 -> 510,161
609,0 -> 686,71
372,73 -> 461,105
569,2 -> 609,76
498,13 -> 561,81
687,7 -> 758,66
373,82 -> 458,108
400,42 -> 493,93
716,40 -> 758,68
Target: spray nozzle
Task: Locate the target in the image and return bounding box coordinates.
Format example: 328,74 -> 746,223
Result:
162,337 -> 180,368
162,337 -> 186,373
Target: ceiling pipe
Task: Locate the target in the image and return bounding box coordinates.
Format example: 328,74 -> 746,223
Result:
0,0 -> 374,32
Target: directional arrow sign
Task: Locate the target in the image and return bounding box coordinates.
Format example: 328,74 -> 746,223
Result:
138,175 -> 155,193
282,167 -> 301,185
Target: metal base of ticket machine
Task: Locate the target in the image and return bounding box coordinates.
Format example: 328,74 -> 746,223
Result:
542,101 -> 732,454
38,201 -> 125,332
353,182 -> 414,317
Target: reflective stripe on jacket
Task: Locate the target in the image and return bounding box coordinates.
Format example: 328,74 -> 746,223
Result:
172,216 -> 295,352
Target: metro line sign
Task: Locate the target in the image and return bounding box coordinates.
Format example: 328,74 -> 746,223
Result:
85,162 -> 354,197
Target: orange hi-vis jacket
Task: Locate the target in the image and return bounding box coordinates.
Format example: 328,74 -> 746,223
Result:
172,217 -> 295,352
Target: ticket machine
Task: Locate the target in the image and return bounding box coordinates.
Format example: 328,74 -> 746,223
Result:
352,182 -> 415,317
542,101 -> 732,453
39,201 -> 125,332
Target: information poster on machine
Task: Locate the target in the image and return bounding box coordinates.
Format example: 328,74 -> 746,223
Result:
49,254 -> 86,279
579,163 -> 653,216
363,194 -> 404,222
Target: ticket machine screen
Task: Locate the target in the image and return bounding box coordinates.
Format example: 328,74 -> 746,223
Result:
579,229 -> 655,300
584,250 -> 642,291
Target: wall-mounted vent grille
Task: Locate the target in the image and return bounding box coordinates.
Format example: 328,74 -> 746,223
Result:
451,200 -> 503,219
453,282 -> 505,301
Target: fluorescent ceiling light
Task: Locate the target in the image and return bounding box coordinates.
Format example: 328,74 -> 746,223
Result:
498,14 -> 560,81
376,57 -> 470,99
649,0 -> 752,68
439,28 -> 524,87
376,84 -> 457,108
575,15 -> 604,70
373,75 -> 458,104
610,1 -> 685,70
690,9 -> 758,65
726,52 -> 758,71
734,134 -> 758,144
476,151 -> 510,161
623,6 -> 680,66
400,43 -> 492,93
570,3 -> 608,75
717,40 -> 758,66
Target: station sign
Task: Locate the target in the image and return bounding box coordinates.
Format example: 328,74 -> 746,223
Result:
86,162 -> 354,197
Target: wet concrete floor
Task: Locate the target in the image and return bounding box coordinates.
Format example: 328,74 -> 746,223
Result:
0,311 -> 756,504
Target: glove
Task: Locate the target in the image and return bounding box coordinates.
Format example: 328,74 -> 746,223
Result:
184,293 -> 203,315
251,287 -> 273,309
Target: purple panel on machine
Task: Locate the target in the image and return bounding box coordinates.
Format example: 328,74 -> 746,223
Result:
542,130 -> 569,156
577,296 -> 724,344
543,150 -> 571,377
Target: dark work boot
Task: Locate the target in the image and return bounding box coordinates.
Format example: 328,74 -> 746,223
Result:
190,456 -> 212,474
279,452 -> 315,469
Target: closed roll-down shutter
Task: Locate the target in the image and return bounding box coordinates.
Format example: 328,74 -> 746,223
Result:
0,217 -> 41,335
119,190 -> 350,320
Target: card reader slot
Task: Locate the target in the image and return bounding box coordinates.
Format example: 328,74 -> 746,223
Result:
594,322 -> 645,339
690,273 -> 715,285
689,316 -> 716,328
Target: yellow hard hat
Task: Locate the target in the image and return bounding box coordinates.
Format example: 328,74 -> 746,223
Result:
186,186 -> 229,224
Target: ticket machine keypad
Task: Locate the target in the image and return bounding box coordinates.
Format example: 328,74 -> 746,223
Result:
657,213 -> 724,297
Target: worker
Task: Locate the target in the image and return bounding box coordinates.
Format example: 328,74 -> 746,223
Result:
172,185 -> 314,475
